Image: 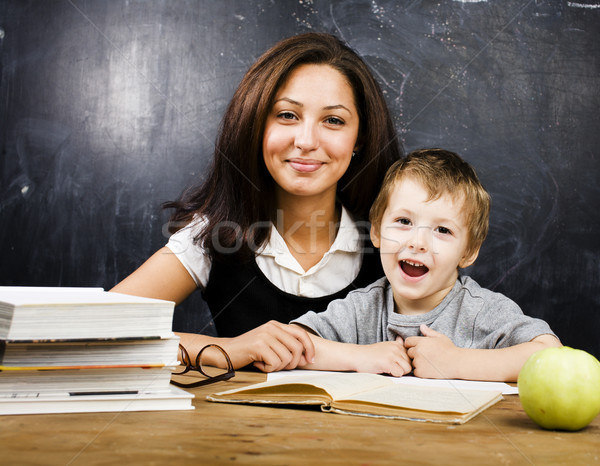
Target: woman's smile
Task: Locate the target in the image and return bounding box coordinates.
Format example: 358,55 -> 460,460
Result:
287,157 -> 325,173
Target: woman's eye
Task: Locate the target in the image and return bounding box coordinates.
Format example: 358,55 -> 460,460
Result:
277,111 -> 297,120
396,218 -> 411,226
324,116 -> 344,126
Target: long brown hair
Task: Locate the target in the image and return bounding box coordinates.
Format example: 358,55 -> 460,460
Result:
165,32 -> 403,261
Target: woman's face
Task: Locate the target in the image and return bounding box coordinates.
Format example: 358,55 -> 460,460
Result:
262,64 -> 360,202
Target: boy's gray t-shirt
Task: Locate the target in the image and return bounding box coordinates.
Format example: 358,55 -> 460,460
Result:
291,275 -> 556,348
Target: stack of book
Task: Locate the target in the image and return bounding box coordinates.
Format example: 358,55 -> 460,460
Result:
0,286 -> 193,415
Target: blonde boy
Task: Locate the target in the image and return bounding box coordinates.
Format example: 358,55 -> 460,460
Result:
291,149 -> 561,382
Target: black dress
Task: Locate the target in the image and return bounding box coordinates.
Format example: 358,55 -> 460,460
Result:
202,239 -> 383,337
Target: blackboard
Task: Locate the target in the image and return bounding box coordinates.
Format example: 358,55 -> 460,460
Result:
1,0 -> 599,358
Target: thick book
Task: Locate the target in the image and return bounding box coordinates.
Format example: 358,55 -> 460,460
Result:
208,372 -> 503,424
0,336 -> 180,367
0,365 -> 176,394
0,287 -> 174,340
0,386 -> 194,415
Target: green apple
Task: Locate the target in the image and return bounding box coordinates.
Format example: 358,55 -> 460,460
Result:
518,346 -> 600,431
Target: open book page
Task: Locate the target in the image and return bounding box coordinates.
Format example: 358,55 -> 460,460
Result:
210,372 -> 393,401
394,375 -> 518,395
334,383 -> 501,414
268,370 -> 518,395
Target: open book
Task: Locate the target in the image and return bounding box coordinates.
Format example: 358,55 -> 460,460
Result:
208,372 -> 503,424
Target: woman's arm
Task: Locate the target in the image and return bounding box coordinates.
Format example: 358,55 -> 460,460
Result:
405,324 -> 562,382
183,321 -> 316,371
111,247 -> 198,305
111,248 -> 315,371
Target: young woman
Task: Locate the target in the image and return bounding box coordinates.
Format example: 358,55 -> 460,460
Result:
112,32 -> 403,371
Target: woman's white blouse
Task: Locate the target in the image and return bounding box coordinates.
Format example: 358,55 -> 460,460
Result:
165,206 -> 365,298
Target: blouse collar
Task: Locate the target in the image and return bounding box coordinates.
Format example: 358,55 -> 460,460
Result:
259,205 -> 363,272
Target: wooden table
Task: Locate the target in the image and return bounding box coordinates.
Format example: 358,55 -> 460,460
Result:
1,371 -> 598,465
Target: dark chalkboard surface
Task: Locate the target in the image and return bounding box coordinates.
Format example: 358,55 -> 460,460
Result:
1,1 -> 599,358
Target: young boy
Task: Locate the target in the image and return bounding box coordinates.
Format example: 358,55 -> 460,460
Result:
291,148 -> 561,382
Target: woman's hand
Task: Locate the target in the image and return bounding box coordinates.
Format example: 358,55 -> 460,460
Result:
220,321 -> 316,372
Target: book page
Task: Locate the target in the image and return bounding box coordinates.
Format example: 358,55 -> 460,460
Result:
394,375 -> 518,395
337,383 -> 501,414
268,370 -> 518,395
213,372 -> 393,400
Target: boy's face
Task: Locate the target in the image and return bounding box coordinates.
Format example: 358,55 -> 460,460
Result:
371,177 -> 479,315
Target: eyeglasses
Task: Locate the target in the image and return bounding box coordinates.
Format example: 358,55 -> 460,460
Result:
170,344 -> 235,388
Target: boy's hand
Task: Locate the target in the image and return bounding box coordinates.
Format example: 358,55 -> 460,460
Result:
352,336 -> 412,377
405,324 -> 460,379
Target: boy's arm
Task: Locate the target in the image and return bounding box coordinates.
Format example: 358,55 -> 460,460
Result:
293,325 -> 412,377
405,324 -> 562,382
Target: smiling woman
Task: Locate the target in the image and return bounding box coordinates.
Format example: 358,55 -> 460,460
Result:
111,32 -> 402,372
263,64 -> 359,207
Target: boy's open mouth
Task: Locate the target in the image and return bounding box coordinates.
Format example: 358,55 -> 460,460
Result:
400,260 -> 429,278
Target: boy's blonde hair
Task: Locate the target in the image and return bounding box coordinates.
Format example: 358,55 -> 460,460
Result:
369,148 -> 491,262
